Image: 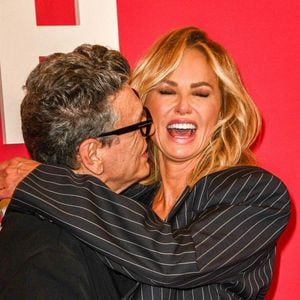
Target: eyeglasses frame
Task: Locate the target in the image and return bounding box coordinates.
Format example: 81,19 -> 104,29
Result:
97,107 -> 152,139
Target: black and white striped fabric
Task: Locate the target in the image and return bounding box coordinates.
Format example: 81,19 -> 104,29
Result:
11,165 -> 290,299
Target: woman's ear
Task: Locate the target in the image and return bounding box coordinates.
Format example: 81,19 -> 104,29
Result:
77,139 -> 104,175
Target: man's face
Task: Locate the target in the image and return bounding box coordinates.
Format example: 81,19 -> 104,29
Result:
100,85 -> 150,193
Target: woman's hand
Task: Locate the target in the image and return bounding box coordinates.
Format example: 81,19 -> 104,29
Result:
0,157 -> 40,200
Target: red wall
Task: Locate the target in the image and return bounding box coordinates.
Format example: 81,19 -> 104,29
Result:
1,1 -> 299,298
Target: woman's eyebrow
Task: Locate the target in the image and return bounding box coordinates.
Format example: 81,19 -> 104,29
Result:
160,80 -> 177,87
160,80 -> 213,89
191,82 -> 213,89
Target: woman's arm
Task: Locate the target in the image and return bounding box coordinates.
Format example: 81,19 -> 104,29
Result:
10,164 -> 290,287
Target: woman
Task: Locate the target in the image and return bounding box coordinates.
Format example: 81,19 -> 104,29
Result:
0,27 -> 290,299
131,27 -> 261,220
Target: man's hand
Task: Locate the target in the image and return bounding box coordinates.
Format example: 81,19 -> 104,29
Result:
0,157 -> 40,199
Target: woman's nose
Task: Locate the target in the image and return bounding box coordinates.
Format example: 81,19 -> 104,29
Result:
175,95 -> 192,115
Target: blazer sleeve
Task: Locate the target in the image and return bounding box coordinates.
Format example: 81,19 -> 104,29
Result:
10,164 -> 290,288
181,167 -> 291,287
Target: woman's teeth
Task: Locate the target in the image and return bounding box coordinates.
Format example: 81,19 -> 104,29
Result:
167,123 -> 196,137
167,123 -> 196,130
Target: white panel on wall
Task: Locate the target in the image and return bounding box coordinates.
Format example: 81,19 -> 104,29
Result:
0,0 -> 119,144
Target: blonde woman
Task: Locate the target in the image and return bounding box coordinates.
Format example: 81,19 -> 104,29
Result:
0,28 -> 290,299
132,27 -> 262,220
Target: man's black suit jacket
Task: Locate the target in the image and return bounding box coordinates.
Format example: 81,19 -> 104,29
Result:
0,209 -> 135,299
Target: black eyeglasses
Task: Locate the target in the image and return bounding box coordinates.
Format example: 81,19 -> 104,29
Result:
97,107 -> 153,139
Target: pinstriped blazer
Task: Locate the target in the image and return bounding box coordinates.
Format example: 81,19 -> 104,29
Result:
10,165 -> 290,299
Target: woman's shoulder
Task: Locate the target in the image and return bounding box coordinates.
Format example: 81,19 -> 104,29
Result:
195,165 -> 290,208
204,165 -> 286,188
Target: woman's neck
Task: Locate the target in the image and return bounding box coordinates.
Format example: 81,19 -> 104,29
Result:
152,158 -> 194,220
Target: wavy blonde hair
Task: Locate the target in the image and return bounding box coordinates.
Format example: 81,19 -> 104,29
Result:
131,27 -> 261,186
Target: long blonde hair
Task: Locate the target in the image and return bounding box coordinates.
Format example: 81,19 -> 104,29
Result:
131,27 -> 261,186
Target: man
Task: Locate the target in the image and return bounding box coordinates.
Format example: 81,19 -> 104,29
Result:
0,44 -> 152,299
0,43 -> 205,297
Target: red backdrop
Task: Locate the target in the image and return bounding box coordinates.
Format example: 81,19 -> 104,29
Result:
0,1 -> 299,299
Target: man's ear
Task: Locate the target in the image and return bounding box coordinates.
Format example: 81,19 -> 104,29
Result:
77,139 -> 104,175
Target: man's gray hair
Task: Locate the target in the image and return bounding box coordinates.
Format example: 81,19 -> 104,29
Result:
21,44 -> 130,169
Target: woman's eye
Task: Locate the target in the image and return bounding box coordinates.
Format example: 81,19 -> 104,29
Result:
194,92 -> 209,98
159,90 -> 175,95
